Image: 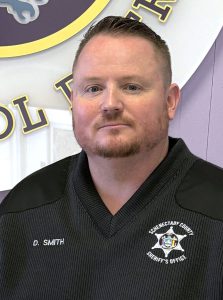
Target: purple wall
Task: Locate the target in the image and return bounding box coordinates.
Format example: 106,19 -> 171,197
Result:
169,27 -> 223,167
0,190 -> 9,202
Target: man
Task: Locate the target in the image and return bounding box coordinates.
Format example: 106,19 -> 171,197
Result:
1,16 -> 223,299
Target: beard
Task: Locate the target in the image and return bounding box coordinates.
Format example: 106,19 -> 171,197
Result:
73,110 -> 169,159
93,132 -> 141,158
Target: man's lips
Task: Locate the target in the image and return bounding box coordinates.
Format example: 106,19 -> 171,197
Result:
98,123 -> 130,129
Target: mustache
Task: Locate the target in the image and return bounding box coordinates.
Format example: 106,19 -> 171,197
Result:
94,114 -> 135,129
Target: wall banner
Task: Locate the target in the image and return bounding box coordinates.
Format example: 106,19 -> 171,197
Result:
0,0 -> 223,190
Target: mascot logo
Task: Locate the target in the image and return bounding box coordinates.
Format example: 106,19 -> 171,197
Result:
0,0 -> 110,57
0,0 -> 49,24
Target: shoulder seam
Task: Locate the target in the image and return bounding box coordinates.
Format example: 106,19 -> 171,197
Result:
0,194 -> 64,219
0,155 -> 76,217
175,158 -> 223,223
176,199 -> 223,223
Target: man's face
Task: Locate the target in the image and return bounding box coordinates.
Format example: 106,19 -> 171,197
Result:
72,34 -> 179,158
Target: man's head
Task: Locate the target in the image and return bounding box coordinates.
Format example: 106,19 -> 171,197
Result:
73,16 -> 172,86
71,16 -> 180,159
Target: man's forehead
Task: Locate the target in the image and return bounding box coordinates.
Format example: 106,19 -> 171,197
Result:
79,34 -> 157,58
74,34 -> 159,70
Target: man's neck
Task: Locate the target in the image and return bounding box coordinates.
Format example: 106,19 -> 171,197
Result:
87,139 -> 169,215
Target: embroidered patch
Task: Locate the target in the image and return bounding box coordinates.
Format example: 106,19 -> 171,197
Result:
147,221 -> 194,264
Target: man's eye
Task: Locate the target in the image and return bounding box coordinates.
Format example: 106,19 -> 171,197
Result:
86,86 -> 102,93
124,84 -> 141,92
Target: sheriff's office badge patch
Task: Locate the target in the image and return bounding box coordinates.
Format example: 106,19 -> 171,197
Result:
147,221 -> 194,265
0,0 -> 110,57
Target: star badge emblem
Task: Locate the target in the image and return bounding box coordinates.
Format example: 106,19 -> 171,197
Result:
151,226 -> 187,258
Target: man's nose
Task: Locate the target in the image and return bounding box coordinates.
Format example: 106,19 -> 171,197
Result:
100,87 -> 123,114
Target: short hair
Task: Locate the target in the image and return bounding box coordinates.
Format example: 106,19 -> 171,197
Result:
73,16 -> 172,85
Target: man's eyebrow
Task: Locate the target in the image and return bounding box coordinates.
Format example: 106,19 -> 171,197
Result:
119,76 -> 153,87
73,77 -> 102,89
74,75 -> 151,88
75,77 -> 102,83
118,75 -> 146,81
77,75 -> 146,82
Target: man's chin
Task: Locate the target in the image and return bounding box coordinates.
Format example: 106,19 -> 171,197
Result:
93,143 -> 140,158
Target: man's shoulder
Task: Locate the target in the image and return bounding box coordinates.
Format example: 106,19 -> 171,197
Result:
176,158 -> 223,221
0,154 -> 79,218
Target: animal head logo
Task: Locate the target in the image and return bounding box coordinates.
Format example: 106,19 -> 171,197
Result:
0,0 -> 49,24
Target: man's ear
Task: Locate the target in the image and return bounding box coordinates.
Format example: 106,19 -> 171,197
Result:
166,83 -> 180,120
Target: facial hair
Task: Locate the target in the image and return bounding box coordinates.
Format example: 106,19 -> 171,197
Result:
73,108 -> 169,159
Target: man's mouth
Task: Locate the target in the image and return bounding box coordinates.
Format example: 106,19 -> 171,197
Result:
98,123 -> 129,129
99,123 -> 128,128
